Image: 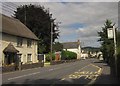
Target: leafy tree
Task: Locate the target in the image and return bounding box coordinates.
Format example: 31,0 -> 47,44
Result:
52,42 -> 63,52
117,31 -> 120,77
13,4 -> 60,53
98,19 -> 114,63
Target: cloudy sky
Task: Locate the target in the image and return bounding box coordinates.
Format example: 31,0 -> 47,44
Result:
1,1 -> 118,47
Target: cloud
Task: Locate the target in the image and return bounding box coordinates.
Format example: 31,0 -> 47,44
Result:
24,2 -> 119,47
2,2 -> 118,47
2,0 -> 119,2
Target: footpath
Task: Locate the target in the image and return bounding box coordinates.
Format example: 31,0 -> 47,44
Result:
92,59 -> 119,85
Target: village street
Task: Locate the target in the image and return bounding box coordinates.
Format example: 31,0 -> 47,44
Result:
2,58 -> 118,85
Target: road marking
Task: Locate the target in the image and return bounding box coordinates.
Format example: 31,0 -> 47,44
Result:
8,72 -> 40,80
85,66 -> 103,86
59,63 -> 103,85
90,72 -> 93,75
91,64 -> 101,69
60,64 -> 91,80
3,67 -> 42,75
61,78 -> 65,81
3,61 -> 77,75
49,69 -> 54,71
86,71 -> 89,74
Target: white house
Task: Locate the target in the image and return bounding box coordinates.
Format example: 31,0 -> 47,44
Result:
1,14 -> 39,67
62,40 -> 81,59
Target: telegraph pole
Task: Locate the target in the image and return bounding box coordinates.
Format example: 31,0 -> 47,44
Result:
24,5 -> 27,25
107,26 -> 117,76
113,26 -> 117,76
50,21 -> 53,64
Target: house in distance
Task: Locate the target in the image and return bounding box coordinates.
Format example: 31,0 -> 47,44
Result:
62,40 -> 81,59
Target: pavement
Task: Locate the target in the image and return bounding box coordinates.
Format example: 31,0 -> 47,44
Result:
92,60 -> 119,85
2,58 -> 120,85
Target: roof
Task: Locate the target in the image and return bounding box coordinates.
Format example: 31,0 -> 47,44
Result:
62,41 -> 80,49
3,43 -> 19,53
1,14 -> 39,40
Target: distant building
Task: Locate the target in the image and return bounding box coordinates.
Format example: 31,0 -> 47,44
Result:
62,40 -> 81,59
1,14 -> 39,67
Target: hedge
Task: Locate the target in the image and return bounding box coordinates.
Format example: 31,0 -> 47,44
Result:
45,53 -> 55,62
61,50 -> 77,60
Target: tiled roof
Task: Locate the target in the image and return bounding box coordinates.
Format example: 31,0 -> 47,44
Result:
62,41 -> 80,49
1,14 -> 39,40
3,43 -> 19,53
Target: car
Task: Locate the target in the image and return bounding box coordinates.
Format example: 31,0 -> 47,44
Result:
81,56 -> 86,60
99,55 -> 103,61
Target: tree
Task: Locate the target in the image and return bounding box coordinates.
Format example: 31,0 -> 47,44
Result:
117,31 -> 120,77
13,4 -> 60,53
98,19 -> 114,63
52,42 -> 63,52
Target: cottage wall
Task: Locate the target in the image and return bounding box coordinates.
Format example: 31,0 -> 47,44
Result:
2,33 -> 38,65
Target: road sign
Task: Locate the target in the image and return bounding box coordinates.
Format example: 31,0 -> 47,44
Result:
107,28 -> 113,39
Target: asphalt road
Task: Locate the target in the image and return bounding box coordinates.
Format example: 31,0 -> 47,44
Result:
2,58 -> 105,85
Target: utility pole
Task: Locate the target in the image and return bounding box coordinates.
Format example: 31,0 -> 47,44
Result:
107,26 -> 117,76
50,21 -> 53,64
113,26 -> 117,76
24,5 -> 26,25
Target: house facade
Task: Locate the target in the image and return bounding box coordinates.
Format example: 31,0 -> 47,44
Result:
1,14 -> 39,67
62,40 -> 81,59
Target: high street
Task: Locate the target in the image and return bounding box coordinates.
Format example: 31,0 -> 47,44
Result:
2,58 -> 119,85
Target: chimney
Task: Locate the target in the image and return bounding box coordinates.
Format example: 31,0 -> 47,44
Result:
77,40 -> 80,44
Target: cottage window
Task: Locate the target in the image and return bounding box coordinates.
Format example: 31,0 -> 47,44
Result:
17,54 -> 22,62
27,39 -> 32,47
27,54 -> 32,63
17,37 -> 23,47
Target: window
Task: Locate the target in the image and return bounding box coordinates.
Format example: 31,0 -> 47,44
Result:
27,54 -> 32,63
17,37 -> 23,47
17,54 -> 22,62
27,39 -> 32,47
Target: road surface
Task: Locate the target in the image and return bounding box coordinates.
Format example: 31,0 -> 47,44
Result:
2,58 -> 118,85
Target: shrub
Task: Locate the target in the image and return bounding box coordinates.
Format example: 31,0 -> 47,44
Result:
61,50 -> 77,60
117,46 -> 120,78
45,52 -> 55,62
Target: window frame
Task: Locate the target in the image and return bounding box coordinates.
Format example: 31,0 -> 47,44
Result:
27,39 -> 32,48
17,37 -> 23,47
27,54 -> 32,63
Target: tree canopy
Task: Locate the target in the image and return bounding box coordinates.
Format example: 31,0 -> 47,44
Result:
52,42 -> 63,52
13,4 -> 60,53
98,19 -> 115,63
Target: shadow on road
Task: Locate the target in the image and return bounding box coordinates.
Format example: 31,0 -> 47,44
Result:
2,59 -> 120,85
2,74 -> 119,85
93,74 -> 119,85
92,59 -> 119,85
2,76 -> 94,85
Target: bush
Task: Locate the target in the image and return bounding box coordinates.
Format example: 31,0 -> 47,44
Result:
117,46 -> 120,78
45,52 -> 55,62
61,50 -> 77,60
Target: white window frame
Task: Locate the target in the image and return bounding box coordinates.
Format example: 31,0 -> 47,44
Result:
17,37 -> 23,47
27,39 -> 32,47
27,54 -> 32,63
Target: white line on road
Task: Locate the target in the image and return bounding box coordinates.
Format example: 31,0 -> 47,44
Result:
8,72 -> 40,81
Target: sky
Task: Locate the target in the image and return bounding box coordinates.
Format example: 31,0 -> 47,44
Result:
1,0 -> 119,47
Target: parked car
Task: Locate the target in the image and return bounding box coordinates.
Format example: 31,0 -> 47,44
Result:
81,56 -> 86,60
81,53 -> 88,60
99,54 -> 103,61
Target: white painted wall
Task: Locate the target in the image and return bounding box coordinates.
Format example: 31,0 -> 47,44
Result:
1,33 -> 38,65
63,46 -> 81,59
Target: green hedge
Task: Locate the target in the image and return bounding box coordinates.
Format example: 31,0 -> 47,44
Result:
117,46 -> 120,78
45,53 -> 55,62
61,50 -> 77,60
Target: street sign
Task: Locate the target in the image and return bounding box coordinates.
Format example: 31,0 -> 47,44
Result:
107,28 -> 113,39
